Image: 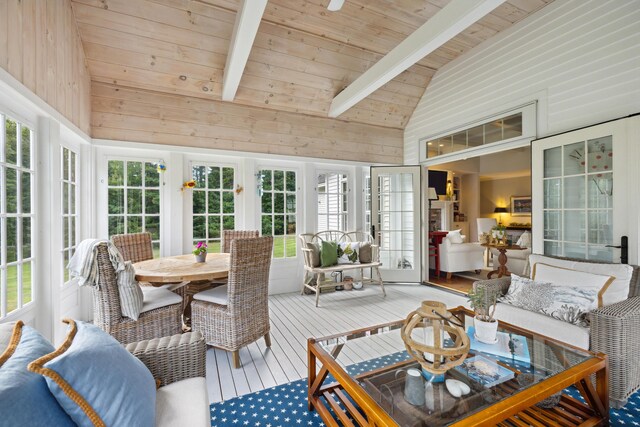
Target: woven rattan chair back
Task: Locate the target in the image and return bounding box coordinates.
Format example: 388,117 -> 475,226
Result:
222,230 -> 260,253
227,236 -> 274,314
111,232 -> 154,263
92,243 -> 123,329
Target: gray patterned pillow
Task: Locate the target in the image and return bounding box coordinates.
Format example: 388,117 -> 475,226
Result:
500,274 -> 598,327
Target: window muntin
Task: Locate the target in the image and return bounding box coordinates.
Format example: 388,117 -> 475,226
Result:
364,174 -> 371,234
317,172 -> 348,232
259,169 -> 297,258
192,165 -> 235,252
61,146 -> 79,284
107,160 -> 161,256
425,113 -> 522,158
1,116 -> 34,318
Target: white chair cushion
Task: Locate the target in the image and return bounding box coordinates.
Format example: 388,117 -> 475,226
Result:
140,287 -> 182,313
446,242 -> 484,254
494,303 -> 590,350
156,377 -> 210,427
447,230 -> 464,244
529,255 -> 628,306
193,285 -> 228,306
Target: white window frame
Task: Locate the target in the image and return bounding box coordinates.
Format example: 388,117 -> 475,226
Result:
189,161 -> 237,253
104,156 -> 164,255
0,114 -> 35,319
256,165 -> 300,259
316,170 -> 349,232
60,144 -> 80,286
363,171 -> 371,234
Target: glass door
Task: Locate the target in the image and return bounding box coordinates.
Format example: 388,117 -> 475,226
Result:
371,166 -> 421,282
532,117 -> 637,264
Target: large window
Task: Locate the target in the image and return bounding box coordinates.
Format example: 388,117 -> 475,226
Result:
192,164 -> 235,252
317,172 -> 348,231
61,146 -> 79,283
259,169 -> 297,258
107,160 -> 161,256
1,116 -> 34,318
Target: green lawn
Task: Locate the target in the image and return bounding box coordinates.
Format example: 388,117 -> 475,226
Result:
6,264 -> 32,313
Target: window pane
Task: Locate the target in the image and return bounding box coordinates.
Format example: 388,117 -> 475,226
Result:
261,170 -> 272,191
587,136 -> 612,173
274,215 -> 285,235
193,216 -> 206,239
127,162 -> 143,187
222,167 -> 234,190
108,160 -> 124,186
262,193 -> 272,213
63,218 -> 69,249
146,216 -> 160,240
7,265 -> 17,313
261,215 -> 272,236
208,216 -> 220,239
7,218 -> 17,263
21,126 -> 31,169
69,183 -> 75,214
287,215 -> 296,235
274,193 -> 284,213
286,171 -> 296,191
273,170 -> 284,191
145,190 -> 160,214
127,216 -> 143,233
70,151 -> 76,181
22,217 -> 31,259
70,217 -> 77,247
223,216 -> 234,230
62,182 -> 69,214
222,192 -> 234,214
286,236 -> 297,257
209,191 -> 221,213
127,189 -> 143,214
63,147 -> 70,179
286,194 -> 296,213
5,119 -> 17,164
108,216 -> 125,236
5,168 -> 17,213
208,167 -> 220,189
193,165 -> 206,188
21,172 -> 31,214
144,162 -> 159,187
193,191 -> 206,214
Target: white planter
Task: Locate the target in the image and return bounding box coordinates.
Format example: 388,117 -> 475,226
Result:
492,229 -> 506,240
474,316 -> 498,344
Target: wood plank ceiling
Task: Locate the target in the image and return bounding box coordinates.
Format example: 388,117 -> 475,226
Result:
72,0 -> 551,130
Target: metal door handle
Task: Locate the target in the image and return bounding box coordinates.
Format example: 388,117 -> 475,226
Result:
606,236 -> 628,264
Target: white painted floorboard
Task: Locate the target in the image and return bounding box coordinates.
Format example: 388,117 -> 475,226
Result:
205,284 -> 467,404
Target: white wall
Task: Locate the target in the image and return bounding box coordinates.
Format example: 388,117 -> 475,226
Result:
404,0 -> 640,163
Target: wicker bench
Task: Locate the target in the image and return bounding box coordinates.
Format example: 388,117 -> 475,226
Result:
299,231 -> 385,307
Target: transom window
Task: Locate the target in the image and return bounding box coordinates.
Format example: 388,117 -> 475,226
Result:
61,146 -> 79,283
192,165 -> 235,252
317,172 -> 348,231
1,116 -> 34,318
259,169 -> 297,258
107,160 -> 161,256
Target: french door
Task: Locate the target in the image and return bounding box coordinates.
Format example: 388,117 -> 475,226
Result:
371,166 -> 421,282
532,116 -> 639,264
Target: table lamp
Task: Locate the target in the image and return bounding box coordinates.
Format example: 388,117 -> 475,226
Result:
494,206 -> 508,225
427,187 -> 438,207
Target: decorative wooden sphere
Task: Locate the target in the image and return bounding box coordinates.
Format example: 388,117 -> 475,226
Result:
400,301 -> 470,375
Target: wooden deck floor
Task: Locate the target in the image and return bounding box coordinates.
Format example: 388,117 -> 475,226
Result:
205,283 -> 467,403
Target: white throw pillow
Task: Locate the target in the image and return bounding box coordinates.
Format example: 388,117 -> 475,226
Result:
532,263 -> 614,308
337,242 -> 360,264
117,261 -> 144,320
447,230 -> 464,244
528,254 -> 632,306
516,231 -> 531,248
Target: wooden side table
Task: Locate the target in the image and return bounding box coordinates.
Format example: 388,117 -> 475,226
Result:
481,244 -> 526,279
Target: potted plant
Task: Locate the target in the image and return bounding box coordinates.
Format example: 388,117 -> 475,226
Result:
491,224 -> 506,240
467,286 -> 499,344
193,241 -> 208,263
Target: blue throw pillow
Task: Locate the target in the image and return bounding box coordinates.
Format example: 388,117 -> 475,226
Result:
0,321 -> 75,426
28,319 -> 156,427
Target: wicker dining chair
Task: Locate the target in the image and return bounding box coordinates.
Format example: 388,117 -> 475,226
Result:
221,230 -> 260,253
191,236 -> 273,369
111,232 -> 154,263
92,243 -> 182,344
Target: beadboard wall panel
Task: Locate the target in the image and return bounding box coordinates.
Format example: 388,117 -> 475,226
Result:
0,0 -> 91,134
91,82 -> 404,164
404,0 -> 640,164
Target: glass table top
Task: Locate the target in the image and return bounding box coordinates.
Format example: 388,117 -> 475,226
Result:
314,307 -> 594,426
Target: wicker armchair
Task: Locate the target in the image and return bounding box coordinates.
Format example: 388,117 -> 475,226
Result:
473,261 -> 640,408
111,232 -> 154,263
92,243 -> 182,344
222,230 -> 260,253
191,236 -> 273,369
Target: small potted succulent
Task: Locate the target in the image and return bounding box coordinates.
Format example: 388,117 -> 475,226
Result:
467,286 -> 499,344
193,241 -> 208,263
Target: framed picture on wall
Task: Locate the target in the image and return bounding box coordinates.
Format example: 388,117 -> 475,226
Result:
511,196 -> 531,216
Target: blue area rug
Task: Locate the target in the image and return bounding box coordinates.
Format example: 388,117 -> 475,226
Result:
210,351 -> 640,426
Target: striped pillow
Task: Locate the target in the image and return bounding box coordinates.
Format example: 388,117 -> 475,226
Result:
117,261 -> 144,320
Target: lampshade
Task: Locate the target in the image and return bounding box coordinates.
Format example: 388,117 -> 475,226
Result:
494,207 -> 508,213
428,187 -> 438,201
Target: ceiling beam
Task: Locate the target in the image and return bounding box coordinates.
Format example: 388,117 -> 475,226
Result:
222,0 -> 268,101
328,0 -> 507,118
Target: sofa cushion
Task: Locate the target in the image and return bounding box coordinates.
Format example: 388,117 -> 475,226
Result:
141,287 -> 182,313
28,319 -> 156,427
532,263 -> 614,308
337,242 -> 359,264
494,303 -> 590,350
320,240 -> 338,267
194,285 -> 228,306
156,377 -> 210,427
0,322 -> 75,426
447,229 -> 464,244
528,254 -> 632,305
305,242 -> 321,267
359,242 -> 372,263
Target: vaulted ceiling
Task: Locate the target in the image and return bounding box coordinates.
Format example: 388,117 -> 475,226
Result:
71,0 -> 553,130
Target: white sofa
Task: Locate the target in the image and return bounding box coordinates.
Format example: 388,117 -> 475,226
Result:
435,231 -> 485,279
474,254 -> 640,407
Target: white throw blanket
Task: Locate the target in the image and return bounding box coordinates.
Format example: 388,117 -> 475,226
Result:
68,239 -> 144,320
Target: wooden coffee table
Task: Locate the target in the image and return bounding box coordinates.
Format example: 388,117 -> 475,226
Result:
307,306 -> 609,426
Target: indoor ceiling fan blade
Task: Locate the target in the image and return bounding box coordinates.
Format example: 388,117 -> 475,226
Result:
327,0 -> 345,11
